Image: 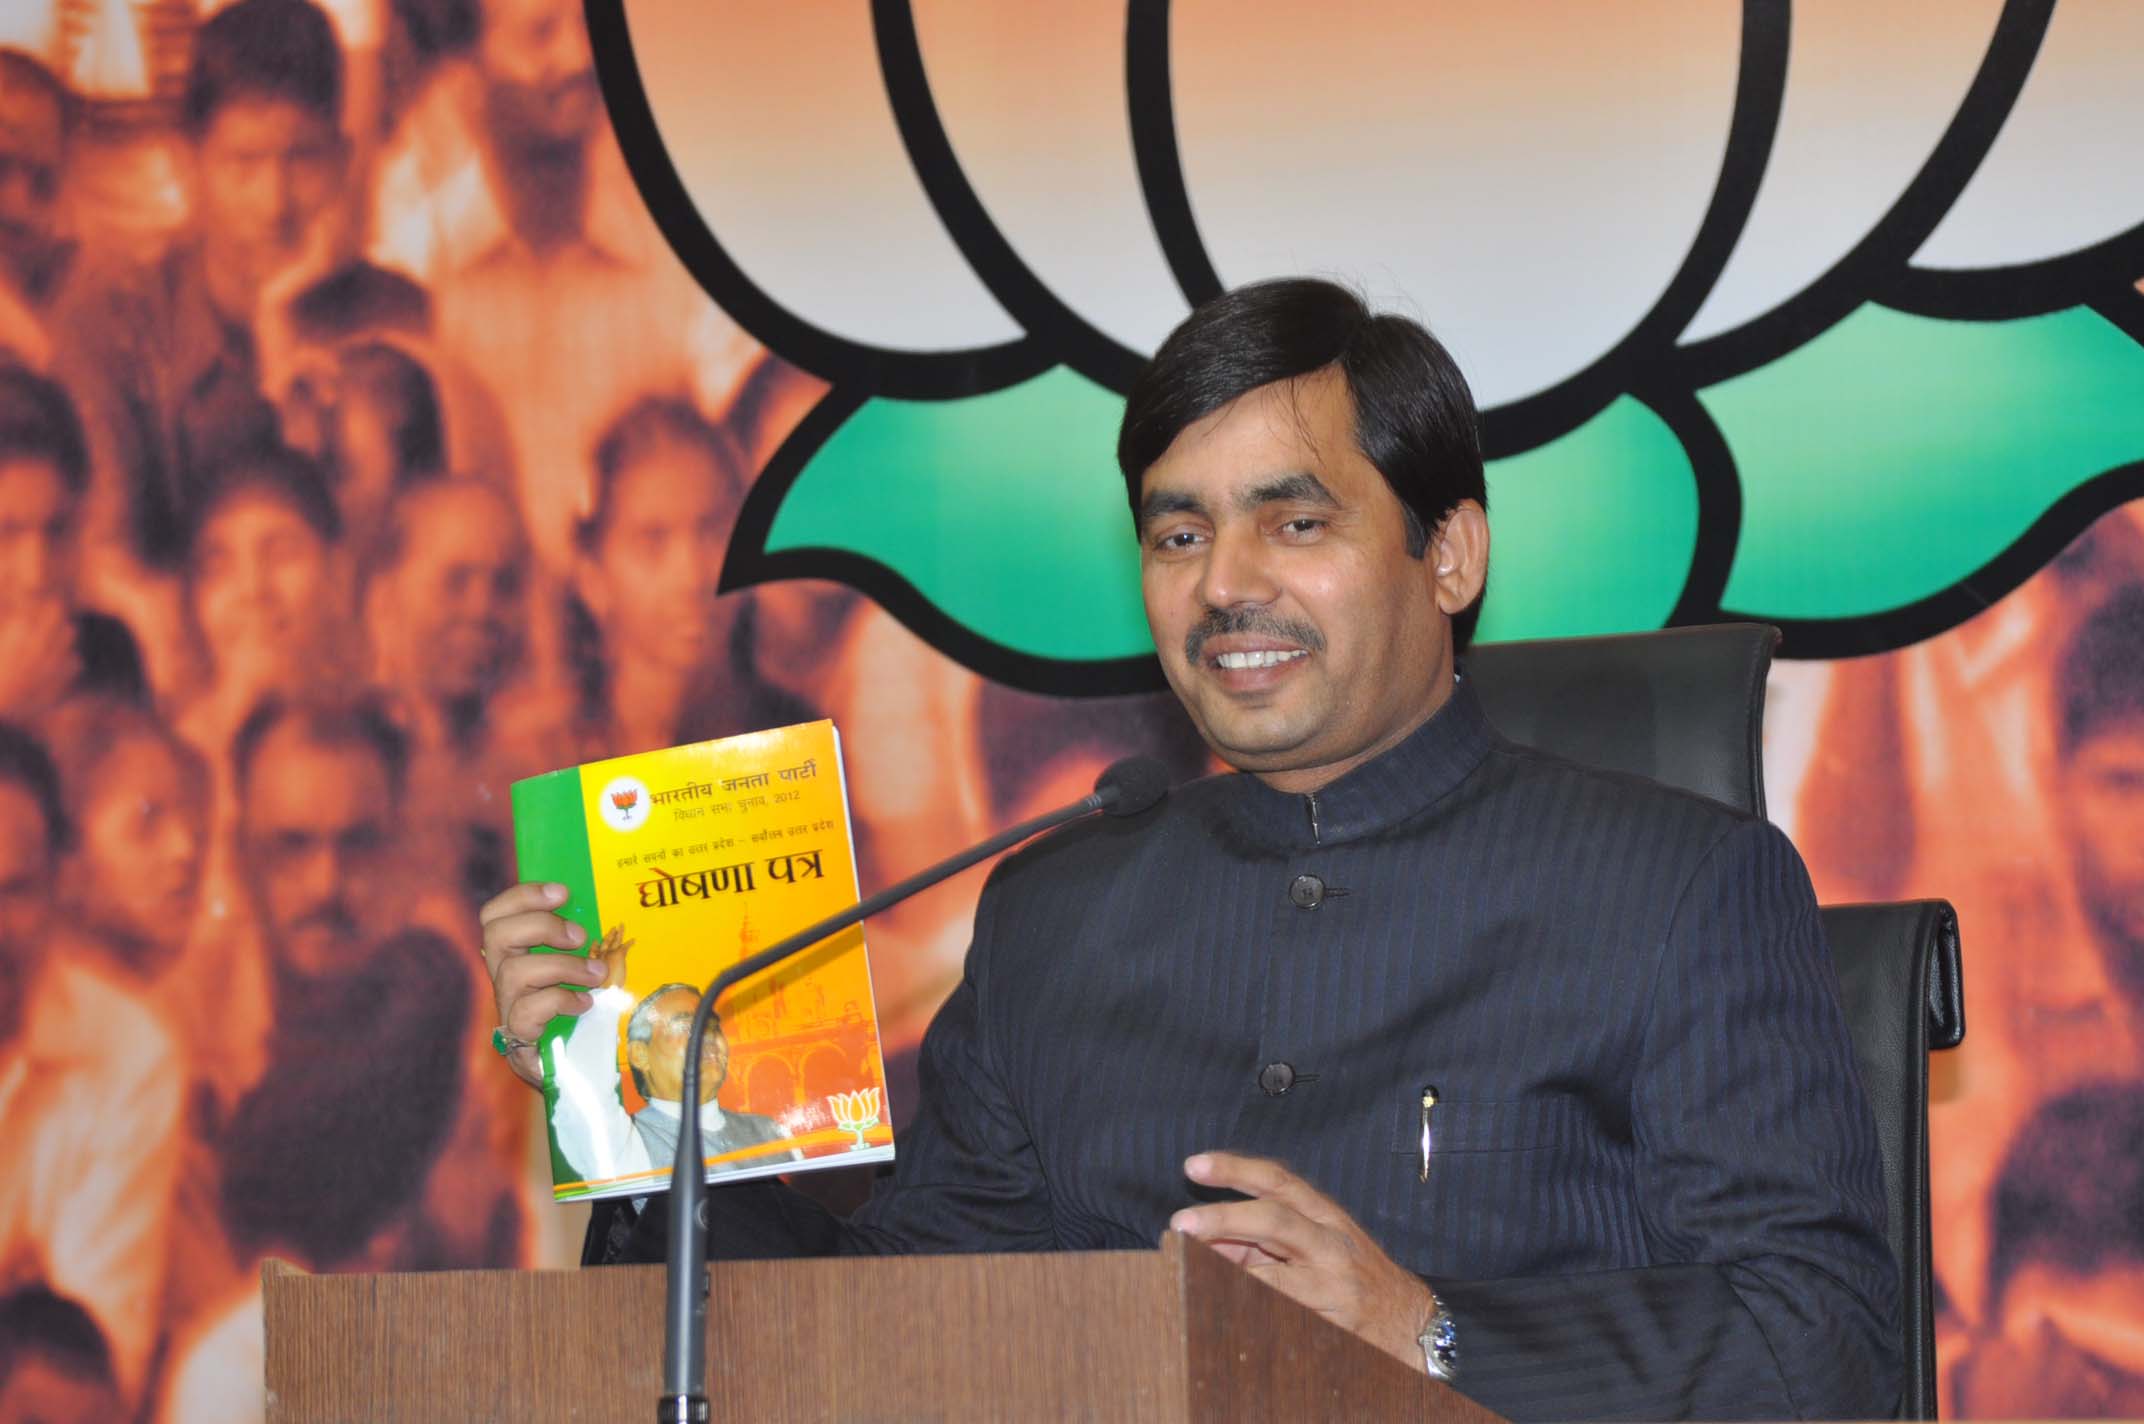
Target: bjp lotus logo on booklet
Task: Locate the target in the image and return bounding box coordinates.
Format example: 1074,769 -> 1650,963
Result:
599,775 -> 652,832
828,1088 -> 882,1151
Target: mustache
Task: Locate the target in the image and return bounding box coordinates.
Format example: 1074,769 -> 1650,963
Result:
1183,607 -> 1325,665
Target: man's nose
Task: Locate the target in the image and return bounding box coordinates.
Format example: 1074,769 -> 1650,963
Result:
294,844 -> 349,902
1195,524 -> 1277,612
15,540 -> 57,594
268,160 -> 308,236
248,558 -> 285,605
159,814 -> 203,870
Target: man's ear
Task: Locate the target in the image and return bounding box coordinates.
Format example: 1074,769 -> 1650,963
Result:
1430,500 -> 1489,616
626,1039 -> 649,1072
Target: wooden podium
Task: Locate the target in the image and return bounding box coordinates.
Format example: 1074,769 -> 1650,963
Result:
263,1232 -> 1500,1422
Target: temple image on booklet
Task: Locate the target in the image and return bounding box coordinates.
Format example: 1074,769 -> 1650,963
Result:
511,721 -> 895,1201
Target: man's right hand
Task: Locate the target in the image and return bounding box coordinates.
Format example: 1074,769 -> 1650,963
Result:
478,883 -> 607,1090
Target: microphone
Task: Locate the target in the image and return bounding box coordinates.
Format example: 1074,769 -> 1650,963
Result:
660,756 -> 1169,1422
1093,755 -> 1168,818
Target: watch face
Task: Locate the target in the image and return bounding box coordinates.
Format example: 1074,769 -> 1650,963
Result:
1420,1309 -> 1458,1380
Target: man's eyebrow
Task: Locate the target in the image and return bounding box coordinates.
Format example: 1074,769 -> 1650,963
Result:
1138,489 -> 1205,529
1240,472 -> 1339,511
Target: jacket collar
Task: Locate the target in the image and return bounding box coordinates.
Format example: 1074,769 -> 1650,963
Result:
1210,676 -> 1499,851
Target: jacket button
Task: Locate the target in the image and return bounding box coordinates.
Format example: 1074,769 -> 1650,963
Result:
1288,874 -> 1325,909
1258,1061 -> 1297,1096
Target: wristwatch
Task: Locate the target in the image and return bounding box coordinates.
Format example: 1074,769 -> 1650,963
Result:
1418,1290 -> 1458,1382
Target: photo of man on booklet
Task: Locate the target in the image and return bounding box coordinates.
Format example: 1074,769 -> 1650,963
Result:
550,928 -> 796,1187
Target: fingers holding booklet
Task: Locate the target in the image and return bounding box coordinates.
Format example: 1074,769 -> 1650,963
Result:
478,882 -> 606,1089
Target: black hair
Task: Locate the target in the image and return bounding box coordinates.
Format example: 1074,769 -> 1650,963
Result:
575,396 -> 746,555
1117,277 -> 1488,649
285,265 -> 432,348
183,0 -> 344,136
2058,587 -> 2144,758
0,1286 -> 114,1389
1987,1079 -> 2144,1307
186,445 -> 343,565
0,720 -> 68,854
231,695 -> 410,804
0,363 -> 89,498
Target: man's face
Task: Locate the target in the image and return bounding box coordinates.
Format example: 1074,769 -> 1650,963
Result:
74,733 -> 208,959
191,490 -> 334,670
630,986 -> 727,1105
1138,370 -> 1479,789
2061,720 -> 2144,1000
192,97 -> 344,302
477,0 -> 599,148
583,441 -> 739,675
238,727 -> 395,978
384,484 -> 526,702
0,78 -> 66,289
0,456 -> 73,612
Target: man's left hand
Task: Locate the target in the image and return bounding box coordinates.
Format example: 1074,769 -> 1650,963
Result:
1169,1151 -> 1435,1369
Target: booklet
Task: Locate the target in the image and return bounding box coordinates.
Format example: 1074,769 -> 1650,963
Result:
511,721 -> 894,1201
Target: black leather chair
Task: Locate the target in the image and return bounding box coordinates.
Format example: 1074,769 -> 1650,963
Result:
1463,625 -> 1964,1418
1465,623 -> 1778,816
1822,901 -> 1964,1419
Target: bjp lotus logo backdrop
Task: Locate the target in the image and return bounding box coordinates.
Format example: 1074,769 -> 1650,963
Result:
581,1 -> 2143,694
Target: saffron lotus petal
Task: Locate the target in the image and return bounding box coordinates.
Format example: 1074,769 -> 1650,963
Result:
908,0 -> 1190,357
1911,3 -> 2144,273
621,0 -> 1019,355
1682,0 -> 2006,344
1170,0 -> 1741,409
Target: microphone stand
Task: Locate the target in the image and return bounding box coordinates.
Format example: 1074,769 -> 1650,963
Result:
658,784 -> 1126,1422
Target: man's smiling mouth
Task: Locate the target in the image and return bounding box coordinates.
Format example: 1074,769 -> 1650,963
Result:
1214,649 -> 1310,670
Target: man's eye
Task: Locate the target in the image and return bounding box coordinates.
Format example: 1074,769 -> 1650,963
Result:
1280,518 -> 1326,536
1151,530 -> 1202,552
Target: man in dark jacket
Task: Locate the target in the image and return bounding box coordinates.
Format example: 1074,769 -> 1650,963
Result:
480,279 -> 1899,1420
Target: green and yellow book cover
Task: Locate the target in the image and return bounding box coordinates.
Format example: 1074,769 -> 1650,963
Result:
511,721 -> 894,1201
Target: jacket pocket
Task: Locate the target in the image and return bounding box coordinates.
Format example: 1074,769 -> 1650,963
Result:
1388,1090 -> 1590,1155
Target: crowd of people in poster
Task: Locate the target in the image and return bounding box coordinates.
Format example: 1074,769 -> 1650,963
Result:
0,0 -> 2139,1417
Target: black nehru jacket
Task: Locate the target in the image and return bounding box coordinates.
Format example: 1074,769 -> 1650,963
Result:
602,680 -> 1900,1421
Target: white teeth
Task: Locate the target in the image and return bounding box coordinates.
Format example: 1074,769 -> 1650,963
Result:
1215,649 -> 1308,670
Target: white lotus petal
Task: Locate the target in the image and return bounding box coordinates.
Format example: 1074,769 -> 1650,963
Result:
1173,0 -> 1738,409
1913,3 -> 2144,270
623,0 -> 1019,352
911,0 -> 1189,355
1682,0 -> 2002,343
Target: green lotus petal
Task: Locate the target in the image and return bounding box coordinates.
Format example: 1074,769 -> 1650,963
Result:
766,368 -> 1153,661
1474,396 -> 1699,644
1702,304 -> 2144,620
